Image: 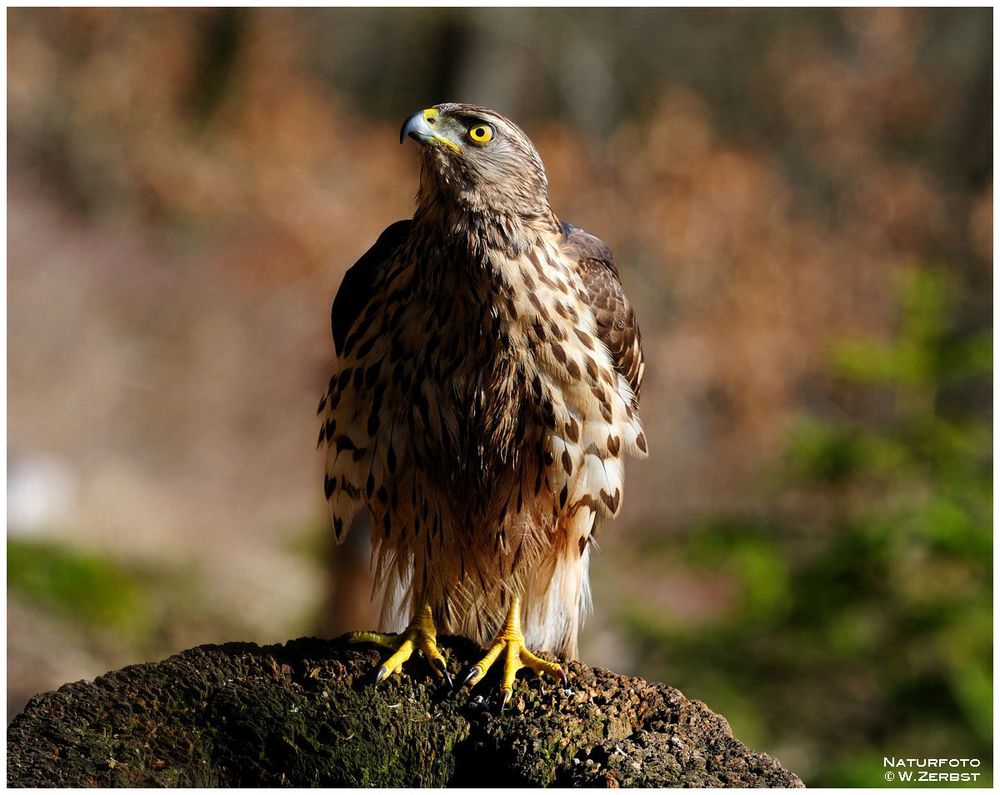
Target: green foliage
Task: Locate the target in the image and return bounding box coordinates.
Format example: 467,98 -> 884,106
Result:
622,267 -> 992,786
831,270 -> 992,389
8,538 -> 152,639
7,537 -> 270,652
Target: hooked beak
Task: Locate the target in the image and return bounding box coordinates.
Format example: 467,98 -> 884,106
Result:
400,108 -> 461,152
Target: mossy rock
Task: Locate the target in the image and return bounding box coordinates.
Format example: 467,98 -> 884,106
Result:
7,636 -> 803,787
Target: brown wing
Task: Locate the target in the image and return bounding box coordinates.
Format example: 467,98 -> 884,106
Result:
562,222 -> 645,404
331,220 -> 410,356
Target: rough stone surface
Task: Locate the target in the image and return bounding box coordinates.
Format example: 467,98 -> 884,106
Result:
7,636 -> 803,787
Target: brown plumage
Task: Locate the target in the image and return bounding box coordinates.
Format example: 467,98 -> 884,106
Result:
319,103 -> 646,661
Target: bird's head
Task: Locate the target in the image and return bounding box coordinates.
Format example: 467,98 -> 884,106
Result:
401,103 -> 554,225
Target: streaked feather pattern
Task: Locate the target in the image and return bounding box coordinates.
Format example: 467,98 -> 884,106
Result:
319,104 -> 646,657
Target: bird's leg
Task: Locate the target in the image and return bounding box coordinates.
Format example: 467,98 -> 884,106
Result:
462,593 -> 567,706
349,601 -> 451,686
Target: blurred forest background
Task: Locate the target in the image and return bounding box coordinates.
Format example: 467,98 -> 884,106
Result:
6,7 -> 992,786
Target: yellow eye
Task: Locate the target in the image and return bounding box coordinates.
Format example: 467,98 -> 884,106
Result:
468,124 -> 494,144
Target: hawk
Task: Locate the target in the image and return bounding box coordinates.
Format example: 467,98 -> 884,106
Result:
318,103 -> 647,703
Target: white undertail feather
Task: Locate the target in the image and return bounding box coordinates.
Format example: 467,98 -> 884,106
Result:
523,520 -> 595,657
376,555 -> 413,634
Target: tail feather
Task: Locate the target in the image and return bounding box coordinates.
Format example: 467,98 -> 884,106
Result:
521,514 -> 594,659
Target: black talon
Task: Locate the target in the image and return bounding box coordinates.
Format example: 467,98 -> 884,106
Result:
432,657 -> 453,688
461,666 -> 481,688
501,687 -> 513,710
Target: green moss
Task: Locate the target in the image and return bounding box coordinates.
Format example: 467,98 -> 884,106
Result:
8,638 -> 802,787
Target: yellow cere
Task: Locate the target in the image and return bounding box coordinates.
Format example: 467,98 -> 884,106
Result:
420,107 -> 461,153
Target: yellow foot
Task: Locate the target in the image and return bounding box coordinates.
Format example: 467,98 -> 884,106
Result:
349,603 -> 451,686
461,595 -> 567,707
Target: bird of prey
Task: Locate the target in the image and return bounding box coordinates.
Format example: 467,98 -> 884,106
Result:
318,103 -> 646,703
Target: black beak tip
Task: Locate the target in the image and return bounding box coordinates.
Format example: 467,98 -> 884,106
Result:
400,111 -> 430,145
399,115 -> 413,144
